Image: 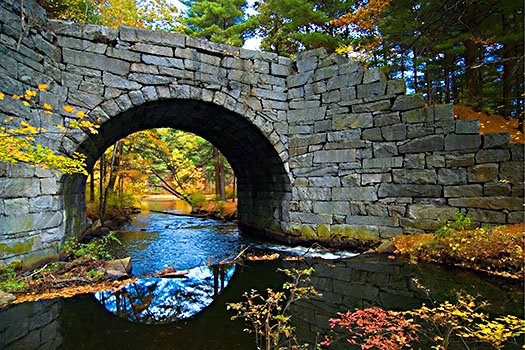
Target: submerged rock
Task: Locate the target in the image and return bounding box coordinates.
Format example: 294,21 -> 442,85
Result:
104,257 -> 132,279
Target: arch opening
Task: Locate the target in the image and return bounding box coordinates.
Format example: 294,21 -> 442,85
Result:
63,99 -> 292,239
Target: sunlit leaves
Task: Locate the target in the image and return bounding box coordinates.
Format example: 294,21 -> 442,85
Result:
0,86 -> 98,174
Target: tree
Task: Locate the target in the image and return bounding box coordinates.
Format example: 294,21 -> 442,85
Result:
181,0 -> 250,46
252,0 -> 353,56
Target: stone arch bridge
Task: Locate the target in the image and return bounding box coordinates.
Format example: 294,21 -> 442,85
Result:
0,0 -> 523,267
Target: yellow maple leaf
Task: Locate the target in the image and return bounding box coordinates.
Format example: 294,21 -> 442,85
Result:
0,92 -> 4,100
38,84 -> 48,91
76,110 -> 86,119
44,103 -> 52,110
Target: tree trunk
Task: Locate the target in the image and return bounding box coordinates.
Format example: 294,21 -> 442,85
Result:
213,146 -> 226,200
89,169 -> 95,203
464,39 -> 481,106
412,49 -> 418,93
99,154 -> 105,223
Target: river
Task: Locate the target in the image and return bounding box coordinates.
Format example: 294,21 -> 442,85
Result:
0,199 -> 523,349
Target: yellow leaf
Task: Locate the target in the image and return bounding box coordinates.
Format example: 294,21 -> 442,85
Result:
38,84 -> 48,91
4,116 -> 13,123
44,103 -> 53,110
57,125 -> 67,130
76,110 -> 86,119
63,105 -> 75,113
12,94 -> 21,100
0,92 -> 4,100
22,101 -> 30,107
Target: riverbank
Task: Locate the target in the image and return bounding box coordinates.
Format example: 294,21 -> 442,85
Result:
377,222 -> 524,280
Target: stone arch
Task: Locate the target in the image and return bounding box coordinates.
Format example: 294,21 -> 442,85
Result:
62,95 -> 293,240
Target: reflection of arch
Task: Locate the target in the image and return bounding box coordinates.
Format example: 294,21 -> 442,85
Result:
62,97 -> 292,238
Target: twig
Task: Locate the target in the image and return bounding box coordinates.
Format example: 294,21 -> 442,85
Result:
23,263 -> 49,280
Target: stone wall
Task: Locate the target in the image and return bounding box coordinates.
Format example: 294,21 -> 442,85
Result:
0,0 -> 523,267
0,299 -> 62,349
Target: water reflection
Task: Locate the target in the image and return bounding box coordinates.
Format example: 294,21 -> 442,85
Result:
95,265 -> 235,324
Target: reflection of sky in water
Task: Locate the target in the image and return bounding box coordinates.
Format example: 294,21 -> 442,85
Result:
95,265 -> 235,324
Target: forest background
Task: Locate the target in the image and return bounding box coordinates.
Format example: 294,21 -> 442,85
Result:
33,0 -> 524,224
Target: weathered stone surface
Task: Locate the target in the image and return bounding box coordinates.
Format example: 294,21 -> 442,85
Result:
408,204 -> 456,220
475,149 -> 510,163
510,144 -> 524,161
449,197 -> 523,211
438,169 -> 467,185
363,157 -> 403,169
443,185 -> 482,198
468,164 -> 499,183
500,162 -> 524,183
333,187 -> 378,201
393,169 -> 437,184
381,124 -> 406,141
392,94 -> 425,111
313,149 -> 356,163
378,184 -> 442,197
63,48 -> 129,75
483,133 -> 510,149
103,72 -> 141,90
445,154 -> 475,167
333,113 -> 373,129
484,182 -> 511,196
455,119 -> 479,134
398,135 -> 444,153
445,134 -> 481,151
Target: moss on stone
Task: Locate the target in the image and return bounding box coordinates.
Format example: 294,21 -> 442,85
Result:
0,238 -> 35,258
331,225 -> 379,241
317,224 -> 331,239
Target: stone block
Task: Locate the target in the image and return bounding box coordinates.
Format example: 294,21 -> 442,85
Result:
449,197 -> 523,211
455,119 -> 479,134
103,72 -> 141,90
356,81 -> 386,99
401,109 -> 429,124
484,182 -> 511,196
333,187 -> 378,201
475,149 -> 510,163
445,134 -> 481,151
403,154 -> 425,169
63,48 -> 129,75
3,198 -> 29,215
398,135 -> 444,153
373,142 -> 398,158
293,187 -> 331,201
313,201 -> 350,215
387,79 -> 406,95
378,184 -> 442,198
362,128 -> 383,141
500,162 -> 524,183
363,157 -> 403,169
333,113 -> 373,130
381,124 -> 406,141
374,112 -> 400,127
510,143 -> 524,161
120,26 -> 185,47
346,215 -> 397,227
443,185 -> 483,198
313,149 -> 356,163
433,104 -> 454,122
40,178 -> 59,195
130,43 -> 172,56
483,133 -> 510,149
393,169 -> 437,184
445,154 -> 475,167
0,178 -> 40,198
142,54 -> 184,69
467,164 -> 499,182
438,168 -> 467,185
508,212 -> 525,224
308,177 -> 340,187
392,94 -> 425,111
408,204 -> 456,220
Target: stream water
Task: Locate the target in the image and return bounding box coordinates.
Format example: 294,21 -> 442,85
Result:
0,199 -> 523,349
